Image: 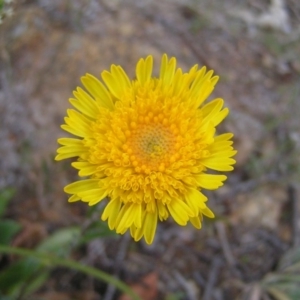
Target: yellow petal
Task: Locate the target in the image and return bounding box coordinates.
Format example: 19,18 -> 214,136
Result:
57,145 -> 86,154
144,209 -> 158,245
81,74 -> 114,110
201,206 -> 215,218
186,64 -> 199,86
157,201 -> 169,221
213,108 -> 229,126
185,188 -> 207,216
160,54 -> 176,86
201,98 -> 229,127
116,203 -> 141,232
214,133 -> 234,142
55,145 -> 86,160
133,204 -> 142,228
133,209 -> 147,242
101,65 -> 131,99
167,200 -> 194,226
102,198 -> 122,230
72,87 -> 102,118
57,138 -> 83,146
60,124 -> 85,138
62,109 -> 93,138
189,216 -> 202,229
136,55 -> 153,85
71,162 -> 97,176
209,150 -> 237,158
172,68 -> 185,95
201,98 -> 224,118
116,203 -> 134,233
208,141 -> 234,152
195,174 -> 227,190
201,157 -> 236,171
64,179 -> 99,194
190,67 -> 210,98
68,194 -> 81,203
190,69 -> 219,107
78,188 -> 107,206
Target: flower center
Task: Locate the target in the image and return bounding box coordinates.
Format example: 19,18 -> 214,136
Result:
128,124 -> 175,173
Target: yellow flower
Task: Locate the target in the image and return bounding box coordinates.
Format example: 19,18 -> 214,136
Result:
55,54 -> 236,244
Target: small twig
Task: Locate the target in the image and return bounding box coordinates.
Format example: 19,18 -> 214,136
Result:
255,229 -> 288,252
289,184 -> 300,247
242,283 -> 262,300
139,8 -> 213,70
213,290 -> 223,300
103,234 -> 131,300
215,222 -> 236,267
220,173 -> 280,201
174,270 -> 198,300
202,257 -> 222,300
193,271 -> 206,288
249,285 -> 262,300
86,239 -> 112,268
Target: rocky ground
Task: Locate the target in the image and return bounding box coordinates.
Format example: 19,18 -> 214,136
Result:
0,0 -> 300,299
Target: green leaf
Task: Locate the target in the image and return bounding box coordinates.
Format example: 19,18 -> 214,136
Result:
0,220 -> 21,245
266,287 -> 291,300
266,283 -> 300,300
262,273 -> 300,300
279,247 -> 300,272
165,292 -> 185,300
0,294 -> 14,300
37,227 -> 81,256
80,221 -> 116,244
0,258 -> 49,298
284,262 -> 300,273
21,271 -> 50,297
0,245 -> 140,300
0,188 -> 15,217
264,274 -> 300,285
0,258 -> 41,295
0,227 -> 80,296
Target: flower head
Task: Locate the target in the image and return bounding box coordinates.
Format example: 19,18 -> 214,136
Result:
56,54 -> 236,244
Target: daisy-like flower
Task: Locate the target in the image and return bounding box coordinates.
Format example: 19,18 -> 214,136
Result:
55,54 -> 236,244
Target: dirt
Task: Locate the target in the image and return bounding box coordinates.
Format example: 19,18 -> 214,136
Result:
0,0 -> 300,299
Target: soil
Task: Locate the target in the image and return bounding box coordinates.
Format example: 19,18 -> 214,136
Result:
0,0 -> 300,299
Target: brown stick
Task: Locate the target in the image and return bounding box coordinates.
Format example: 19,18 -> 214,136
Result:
289,184 -> 300,247
215,222 -> 236,267
202,257 -> 222,300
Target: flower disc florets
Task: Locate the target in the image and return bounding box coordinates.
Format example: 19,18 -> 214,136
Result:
56,54 -> 236,244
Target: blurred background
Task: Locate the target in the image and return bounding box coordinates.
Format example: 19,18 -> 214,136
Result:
0,0 -> 300,299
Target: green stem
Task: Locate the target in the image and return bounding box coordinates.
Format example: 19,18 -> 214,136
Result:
0,245 -> 140,300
